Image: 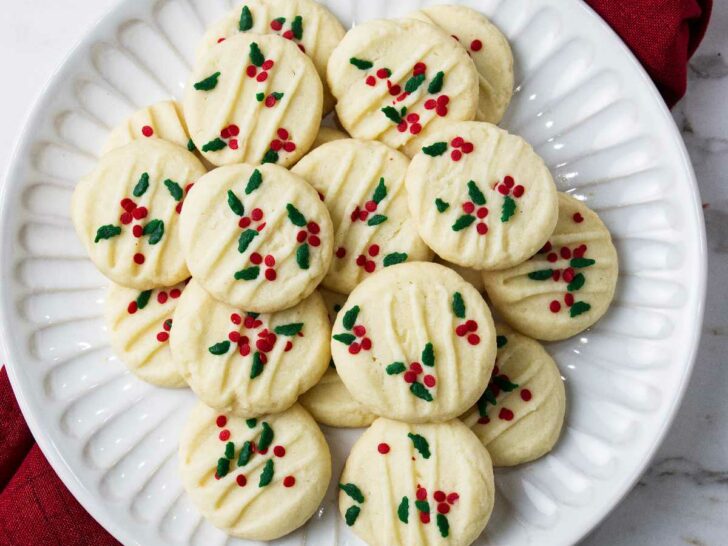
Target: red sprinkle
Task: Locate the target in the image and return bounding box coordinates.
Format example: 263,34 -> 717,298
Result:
262,59 -> 274,70
550,300 -> 561,313
336,247 -> 346,259
413,62 -> 427,75
452,137 -> 464,148
423,375 -> 436,387
420,512 -> 431,524
270,19 -> 283,31
127,301 -> 138,314
499,408 -> 514,421
513,185 -> 525,197
231,313 -> 241,325
256,72 -> 268,82
229,331 -> 240,342
547,253 -> 558,263
364,261 -> 376,273
297,230 -> 308,243
349,343 -> 361,355
564,293 -> 575,307
366,75 -> 376,86
465,319 -> 478,332
470,39 -> 483,51
476,223 -> 488,235
309,235 -> 321,247
447,493 -> 459,504
368,245 -> 380,257
434,491 -> 446,502
560,247 -> 572,259
250,252 -> 263,265
462,202 -> 475,214
455,324 -> 468,337
410,362 -> 423,374
361,337 -> 372,350
451,150 -> 462,161
246,65 -> 257,78
120,212 -> 133,225
563,267 -> 575,282
264,254 -> 276,267
404,371 -> 417,383
424,99 -> 437,110
377,443 -> 390,454
236,474 -> 247,487
156,332 -> 169,342
307,221 -> 320,234
133,253 -> 145,265
353,325 -> 366,337
265,269 -> 276,281
573,212 -> 584,223
141,125 -> 154,137
461,142 -> 474,154
219,430 -> 231,441
521,389 -> 532,401
283,476 -> 296,488
170,289 -> 181,298
477,207 -> 488,219
216,415 -> 227,428
277,128 -> 289,140
273,445 -> 286,457
467,334 -> 481,345
132,225 -> 143,238
437,503 -> 450,514
416,487 -> 428,500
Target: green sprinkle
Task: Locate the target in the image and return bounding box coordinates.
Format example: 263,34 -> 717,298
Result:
237,441 -> 252,467
245,169 -> 262,194
250,352 -> 264,379
216,457 -> 230,478
570,301 -> 591,317
333,333 -> 356,345
467,180 -> 486,206
164,179 -> 183,201
415,500 -> 430,513
350,57 -> 373,70
452,292 -> 466,318
367,214 -> 387,226
286,203 -> 307,226
238,229 -> 258,254
404,73 -> 425,94
143,219 -> 164,245
501,195 -> 516,222
496,335 -> 508,348
408,432 -> 431,459
224,441 -> 234,459
381,106 -> 402,124
410,382 -> 433,402
452,214 -> 475,231
136,290 -> 152,310
344,505 -> 360,526
94,225 -> 121,243
239,5 -> 253,31
422,142 -> 447,156
202,138 -> 226,152
372,178 -> 387,204
193,71 -> 220,91
571,258 -> 596,268
296,243 -> 310,270
568,272 -> 586,291
262,149 -> 279,164
258,422 -> 274,451
428,71 -> 444,94
421,343 -> 434,367
493,375 -> 518,392
528,269 -> 553,281
187,139 -> 196,152
245,418 -> 257,429
339,483 -> 365,503
383,252 -> 407,267
208,341 -> 230,355
435,198 -> 450,213
342,306 -> 360,330
274,322 -> 303,336
386,362 -> 406,375
272,91 -> 284,100
133,172 -> 149,197
397,496 -> 409,523
437,513 -> 449,537
256,92 -> 265,102
234,266 -> 260,280
249,42 -> 265,67
291,15 -> 303,40
227,190 -> 244,216
258,459 -> 274,487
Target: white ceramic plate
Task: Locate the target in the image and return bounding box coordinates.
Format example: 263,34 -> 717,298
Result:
0,0 -> 706,544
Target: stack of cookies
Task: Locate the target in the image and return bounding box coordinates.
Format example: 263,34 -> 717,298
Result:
71,1 -> 619,544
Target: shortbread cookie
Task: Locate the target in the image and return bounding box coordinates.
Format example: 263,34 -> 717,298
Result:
299,288 -> 376,428
102,100 -> 192,155
434,256 -> 484,293
331,262 -> 496,423
184,33 -> 322,168
482,193 -> 618,340
406,121 -> 558,270
327,18 -> 479,157
179,402 -> 331,540
179,163 -> 333,312
310,126 -> 348,150
338,417 -> 494,546
293,139 -> 432,293
170,280 -> 329,416
461,325 -> 565,466
72,139 -> 206,289
199,0 -> 345,114
409,5 -> 514,124
105,281 -> 187,387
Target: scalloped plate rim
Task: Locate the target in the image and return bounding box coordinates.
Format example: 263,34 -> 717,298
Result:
0,0 -> 707,545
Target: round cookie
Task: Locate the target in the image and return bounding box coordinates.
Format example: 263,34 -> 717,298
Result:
338,417 -> 494,546
199,0 -> 345,114
102,100 -> 192,155
331,262 -> 496,423
309,126 -> 348,151
105,281 -> 187,387
184,33 -> 322,168
461,325 -> 566,466
293,139 -> 432,293
406,121 -> 558,270
482,193 -> 619,340
71,139 -> 206,289
434,256 -> 484,293
327,18 -> 479,158
299,288 -> 376,428
170,279 -> 329,416
179,163 -> 334,312
409,5 -> 514,124
179,402 -> 331,540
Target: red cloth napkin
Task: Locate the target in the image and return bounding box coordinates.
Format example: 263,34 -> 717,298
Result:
0,2 -> 712,544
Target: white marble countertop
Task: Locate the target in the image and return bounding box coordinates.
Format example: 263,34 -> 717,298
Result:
0,1 -> 726,545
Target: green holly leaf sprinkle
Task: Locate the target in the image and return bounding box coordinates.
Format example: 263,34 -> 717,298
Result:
216,457 -> 230,478
428,71 -> 444,94
272,91 -> 284,100
422,142 -> 447,156
133,172 -> 149,197
274,322 -> 303,336
404,73 -> 425,94
257,421 -> 273,451
237,440 -> 252,467
234,266 -> 260,280
296,243 -> 310,270
383,252 -> 407,267
437,514 -> 450,538
136,290 -> 152,310
398,496 -> 409,523
291,15 -> 303,39
501,195 -> 516,222
435,198 -> 450,213
477,390 -> 494,417
249,42 -> 265,67
528,269 -> 553,281
143,219 -> 164,245
339,483 -> 365,503
94,225 -> 121,243
256,92 -> 265,102
286,203 -> 307,226
258,459 -> 274,487
239,5 -> 253,31
452,292 -> 466,319
467,180 -> 486,206
570,301 -> 591,317
452,214 -> 475,231
187,139 -> 196,152
342,306 -> 359,330
246,418 -> 257,428
410,382 -> 433,402
421,343 -> 434,367
262,149 -> 279,163
408,432 -> 431,459
333,333 -> 356,345
386,362 -> 406,375
415,500 -> 430,513
350,57 -> 373,70
372,177 -> 387,204
164,179 -> 183,201
493,375 -> 519,392
224,441 -> 234,459
193,71 -> 220,91
568,272 -> 586,292
250,351 -> 264,378
227,190 -> 245,216
237,229 -> 258,254
496,335 -> 508,348
367,214 -> 387,226
209,340 -> 231,355
202,138 -> 227,152
381,106 -> 403,124
571,257 -> 596,268
344,505 -> 360,526
245,169 -> 263,194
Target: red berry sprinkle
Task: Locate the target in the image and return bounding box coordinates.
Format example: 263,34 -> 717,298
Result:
349,343 -> 361,354
127,301 -> 138,314
133,253 -> 145,265
389,84 -> 402,96
364,261 -> 376,273
256,72 -> 268,82
157,291 -> 168,304
513,185 -> 525,197
356,255 -> 366,267
361,337 -> 372,350
283,476 -> 296,488
219,430 -> 231,441
378,443 -> 390,454
438,503 -> 450,514
368,244 -> 380,257
563,267 -> 575,282
283,29 -> 294,39
353,325 -> 366,337
309,235 -> 321,247
229,331 -> 240,342
499,408 -> 514,421
273,445 -> 286,457
447,493 -> 459,504
132,225 -> 143,238
463,202 -> 475,214
451,150 -> 463,161
271,19 -> 283,30
297,230 -> 308,243
336,247 -> 346,259
425,99 -> 437,110
416,487 -> 428,500
455,324 -> 468,337
120,212 -> 132,225
434,491 -> 446,502
366,75 -> 376,86
467,334 -> 481,345
461,142 -> 474,154
452,137 -> 464,148
246,65 -> 257,78
470,39 -> 483,51
423,375 -> 436,387
573,212 -> 584,223
420,512 -> 431,524
521,389 -> 532,402
564,293 -> 575,306
231,313 -> 241,325
216,415 -> 227,428
404,371 -> 417,383
550,300 -> 561,313
307,221 -> 320,234
547,253 -> 558,263
157,332 -> 169,342
236,474 -> 247,487
476,223 -> 488,235
477,207 -> 488,219
265,269 -> 277,281
141,125 -> 154,137
264,254 -> 276,267
277,128 -> 289,140
170,289 -> 181,298
250,252 -> 263,265
251,208 -> 263,221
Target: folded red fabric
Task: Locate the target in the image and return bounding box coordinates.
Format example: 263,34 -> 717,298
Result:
0,3 -> 712,544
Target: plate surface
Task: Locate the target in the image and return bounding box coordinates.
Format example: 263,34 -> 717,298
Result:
0,0 -> 706,545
